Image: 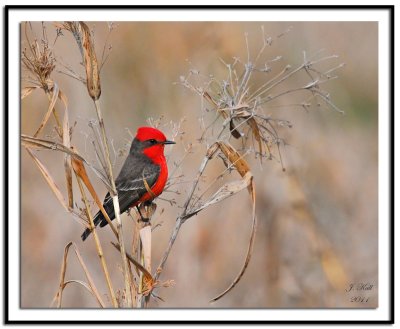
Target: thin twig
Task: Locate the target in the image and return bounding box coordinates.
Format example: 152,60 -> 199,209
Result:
76,174 -> 118,308
93,99 -> 134,307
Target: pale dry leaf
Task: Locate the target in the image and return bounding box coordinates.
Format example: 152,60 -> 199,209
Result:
248,117 -> 263,156
21,134 -> 112,190
185,174 -> 251,217
79,22 -> 101,100
62,21 -> 101,100
139,226 -> 152,274
21,86 -> 39,99
70,242 -> 106,307
198,142 -> 258,302
216,141 -> 250,178
25,148 -> 68,211
111,242 -> 154,283
51,242 -> 105,308
52,241 -> 71,308
63,280 -> 96,297
211,174 -> 256,303
71,155 -> 118,237
59,89 -> 73,209
34,82 -> 59,137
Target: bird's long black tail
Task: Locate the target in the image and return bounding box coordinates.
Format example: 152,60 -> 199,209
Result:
81,211 -> 103,241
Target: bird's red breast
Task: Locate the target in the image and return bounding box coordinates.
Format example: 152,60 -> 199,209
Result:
137,154 -> 168,204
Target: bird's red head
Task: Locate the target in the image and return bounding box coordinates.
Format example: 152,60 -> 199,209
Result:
135,126 -> 175,162
136,126 -> 167,143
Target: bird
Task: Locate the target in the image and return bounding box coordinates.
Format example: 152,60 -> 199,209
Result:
81,126 -> 175,241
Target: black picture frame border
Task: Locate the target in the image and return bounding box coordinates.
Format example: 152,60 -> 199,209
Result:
4,4 -> 394,325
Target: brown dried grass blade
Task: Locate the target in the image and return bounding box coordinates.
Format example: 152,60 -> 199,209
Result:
71,242 -> 106,307
111,242 -> 154,283
203,91 -> 218,108
25,145 -> 88,227
79,22 -> 101,100
139,226 -> 152,298
248,117 -> 263,157
52,241 -> 71,307
22,135 -> 86,161
183,177 -> 250,219
21,134 -> 112,190
34,83 -> 59,137
51,242 -> 105,308
216,142 -> 250,178
210,174 -> 256,303
25,148 -> 69,211
63,280 -> 99,298
76,176 -> 118,308
143,176 -> 157,199
59,89 -> 74,209
71,155 -> 118,238
210,142 -> 257,302
63,21 -> 101,100
231,109 -> 263,157
21,86 -> 39,99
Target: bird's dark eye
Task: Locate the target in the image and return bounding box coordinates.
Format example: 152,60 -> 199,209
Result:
149,139 -> 157,144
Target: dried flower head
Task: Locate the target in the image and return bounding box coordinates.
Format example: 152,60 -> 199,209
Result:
22,23 -> 56,92
59,21 -> 102,101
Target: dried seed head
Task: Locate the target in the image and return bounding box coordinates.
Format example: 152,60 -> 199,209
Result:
62,21 -> 101,100
22,24 -> 56,92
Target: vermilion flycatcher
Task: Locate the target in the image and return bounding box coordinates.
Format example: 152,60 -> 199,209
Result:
81,126 -> 175,241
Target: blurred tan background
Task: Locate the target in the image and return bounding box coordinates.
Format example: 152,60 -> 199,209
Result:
21,21 -> 378,308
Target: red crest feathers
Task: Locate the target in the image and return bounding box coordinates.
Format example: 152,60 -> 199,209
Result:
136,126 -> 167,142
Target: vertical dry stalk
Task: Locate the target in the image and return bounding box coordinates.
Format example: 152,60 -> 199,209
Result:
22,23 -> 74,209
154,126 -> 225,283
139,223 -> 153,305
94,100 -> 135,307
63,21 -> 134,307
131,216 -> 141,304
76,174 -> 118,308
52,242 -> 106,308
129,204 -> 156,307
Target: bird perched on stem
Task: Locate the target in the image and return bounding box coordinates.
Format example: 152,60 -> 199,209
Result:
81,126 -> 175,241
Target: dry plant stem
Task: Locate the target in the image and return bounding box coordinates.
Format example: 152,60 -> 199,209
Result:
55,241 -> 70,308
44,91 -> 63,138
137,239 -> 144,308
71,155 -> 119,239
133,219 -> 144,307
76,175 -> 118,308
138,224 -> 152,308
154,139 -> 221,282
52,242 -> 106,308
126,258 -> 137,306
154,217 -> 183,283
21,134 -> 111,189
130,205 -> 155,308
112,242 -> 153,281
131,217 -> 141,305
93,99 -> 133,307
154,122 -> 227,283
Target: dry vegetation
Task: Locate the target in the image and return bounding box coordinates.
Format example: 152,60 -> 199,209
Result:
21,21 -> 378,308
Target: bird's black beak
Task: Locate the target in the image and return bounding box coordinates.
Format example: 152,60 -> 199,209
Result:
162,140 -> 176,145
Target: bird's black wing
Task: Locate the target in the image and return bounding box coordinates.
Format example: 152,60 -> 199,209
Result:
81,154 -> 160,241
97,164 -> 160,227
